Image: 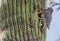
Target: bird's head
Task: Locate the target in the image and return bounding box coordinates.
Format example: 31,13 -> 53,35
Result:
47,7 -> 53,14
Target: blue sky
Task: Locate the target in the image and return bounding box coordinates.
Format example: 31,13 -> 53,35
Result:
46,0 -> 60,41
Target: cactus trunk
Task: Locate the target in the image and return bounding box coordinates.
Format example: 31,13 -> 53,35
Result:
1,0 -> 46,41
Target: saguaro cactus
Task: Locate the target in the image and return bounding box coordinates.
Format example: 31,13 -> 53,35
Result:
0,0 -> 46,41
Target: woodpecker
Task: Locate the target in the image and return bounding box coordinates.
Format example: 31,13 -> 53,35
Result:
44,7 -> 53,29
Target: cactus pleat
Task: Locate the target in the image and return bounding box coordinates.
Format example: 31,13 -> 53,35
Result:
1,0 -> 46,41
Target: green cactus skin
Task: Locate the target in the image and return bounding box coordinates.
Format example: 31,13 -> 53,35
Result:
1,0 -> 46,41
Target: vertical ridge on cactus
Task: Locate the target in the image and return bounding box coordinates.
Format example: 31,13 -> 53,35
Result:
0,0 -> 46,41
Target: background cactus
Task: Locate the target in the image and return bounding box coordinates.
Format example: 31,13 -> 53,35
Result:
0,0 -> 46,41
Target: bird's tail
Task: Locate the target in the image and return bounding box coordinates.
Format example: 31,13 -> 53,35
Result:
47,25 -> 50,29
